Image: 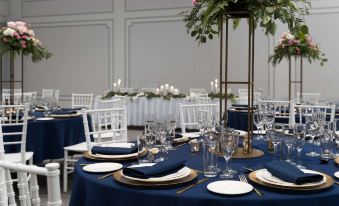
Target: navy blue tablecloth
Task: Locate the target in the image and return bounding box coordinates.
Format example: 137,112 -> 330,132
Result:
70,140 -> 339,206
4,111 -> 85,164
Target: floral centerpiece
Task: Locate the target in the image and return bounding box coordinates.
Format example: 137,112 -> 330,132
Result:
0,21 -> 52,62
182,0 -> 311,44
269,32 -> 327,66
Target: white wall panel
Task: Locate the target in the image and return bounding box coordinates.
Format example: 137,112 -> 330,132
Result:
22,0 -> 114,17
125,0 -> 191,11
0,0 -> 9,18
24,22 -> 112,97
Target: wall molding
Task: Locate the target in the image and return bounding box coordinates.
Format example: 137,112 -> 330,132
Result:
22,19 -> 114,94
124,16 -> 184,87
21,0 -> 114,18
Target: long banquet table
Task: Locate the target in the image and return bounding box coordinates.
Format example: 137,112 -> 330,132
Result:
70,141 -> 339,206
4,111 -> 86,164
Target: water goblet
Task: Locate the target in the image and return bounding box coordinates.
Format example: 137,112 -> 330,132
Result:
293,124 -> 306,168
283,124 -> 295,164
253,111 -> 265,140
219,129 -> 238,179
305,114 -> 321,157
269,125 -> 282,162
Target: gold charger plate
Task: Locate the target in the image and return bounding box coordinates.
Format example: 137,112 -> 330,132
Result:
335,157 -> 339,165
248,170 -> 334,192
83,148 -> 147,161
48,113 -> 81,118
173,136 -> 190,144
113,168 -> 198,187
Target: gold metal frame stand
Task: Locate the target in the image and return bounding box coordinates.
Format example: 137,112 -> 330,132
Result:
288,56 -> 303,102
220,11 -> 263,158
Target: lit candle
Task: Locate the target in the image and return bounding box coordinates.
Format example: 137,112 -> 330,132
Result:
174,89 -> 179,95
155,88 -> 160,95
165,84 -> 169,91
117,79 -> 121,91
211,81 -> 214,92
215,83 -> 218,92
215,78 -> 218,85
160,85 -> 164,92
170,86 -> 174,92
113,83 -> 117,91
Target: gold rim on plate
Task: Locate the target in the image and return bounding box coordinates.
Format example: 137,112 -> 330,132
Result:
335,157 -> 339,165
248,170 -> 334,191
83,148 -> 147,161
113,168 -> 198,187
48,113 -> 81,118
173,137 -> 190,144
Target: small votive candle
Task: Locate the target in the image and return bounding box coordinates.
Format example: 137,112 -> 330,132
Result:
189,139 -> 201,154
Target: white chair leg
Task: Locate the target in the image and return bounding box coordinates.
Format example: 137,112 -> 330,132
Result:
63,150 -> 68,193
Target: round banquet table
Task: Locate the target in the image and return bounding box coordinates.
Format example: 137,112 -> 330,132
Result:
4,112 -> 86,164
70,141 -> 339,206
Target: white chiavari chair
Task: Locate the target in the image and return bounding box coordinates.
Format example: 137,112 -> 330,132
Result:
296,92 -> 320,105
41,89 -> 54,100
179,103 -> 219,133
189,88 -> 206,97
238,92 -> 261,105
0,104 -> 33,165
0,161 -> 62,206
63,107 -> 128,192
290,102 -> 335,124
71,93 -> 94,109
193,97 -> 212,104
258,99 -> 294,124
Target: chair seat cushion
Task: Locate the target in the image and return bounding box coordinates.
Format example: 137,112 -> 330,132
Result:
5,152 -> 34,163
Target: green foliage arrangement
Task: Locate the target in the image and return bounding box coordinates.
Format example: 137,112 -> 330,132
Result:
181,0 -> 311,44
208,92 -> 236,102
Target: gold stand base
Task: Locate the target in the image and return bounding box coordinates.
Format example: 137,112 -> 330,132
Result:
232,148 -> 264,159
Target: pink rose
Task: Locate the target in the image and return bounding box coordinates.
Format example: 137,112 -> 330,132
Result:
16,25 -> 28,34
296,47 -> 301,55
192,0 -> 198,6
21,44 -> 26,49
22,35 -> 28,39
15,21 -> 26,27
288,40 -> 294,45
2,38 -> 8,42
6,21 -> 16,28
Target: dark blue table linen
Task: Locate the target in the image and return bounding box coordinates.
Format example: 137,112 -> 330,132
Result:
4,111 -> 86,164
264,162 -> 324,184
123,158 -> 186,178
91,145 -> 138,155
70,140 -> 339,206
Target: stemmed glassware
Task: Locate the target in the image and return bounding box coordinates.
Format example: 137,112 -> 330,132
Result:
219,128 -> 239,179
320,121 -> 335,160
269,124 -> 282,162
293,124 -> 306,168
253,111 -> 265,140
305,112 -> 323,157
283,124 -> 295,164
144,120 -> 156,162
164,115 -> 177,150
154,122 -> 168,162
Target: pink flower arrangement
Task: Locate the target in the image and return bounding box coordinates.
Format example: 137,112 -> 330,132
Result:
270,32 -> 327,66
0,21 -> 52,62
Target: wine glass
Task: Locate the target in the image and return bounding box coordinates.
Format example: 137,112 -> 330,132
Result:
283,124 -> 295,164
264,110 -> 275,140
154,122 -> 167,162
165,115 -> 177,150
269,124 -> 282,162
293,124 -> 306,169
253,111 -> 265,140
144,121 -> 156,162
219,129 -> 238,179
305,112 -> 321,157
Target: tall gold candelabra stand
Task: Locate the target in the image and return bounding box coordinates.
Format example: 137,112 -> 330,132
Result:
219,11 -> 264,158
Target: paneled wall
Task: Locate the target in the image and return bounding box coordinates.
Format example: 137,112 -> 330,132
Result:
2,0 -> 339,105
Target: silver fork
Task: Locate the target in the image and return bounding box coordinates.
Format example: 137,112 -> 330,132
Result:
239,174 -> 263,197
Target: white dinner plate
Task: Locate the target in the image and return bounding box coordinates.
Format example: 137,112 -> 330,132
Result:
36,117 -> 54,121
83,162 -> 122,173
123,163 -> 192,183
207,180 -> 253,195
256,169 -> 325,188
181,133 -> 201,139
88,147 -> 146,159
334,171 -> 339,179
173,136 -> 189,143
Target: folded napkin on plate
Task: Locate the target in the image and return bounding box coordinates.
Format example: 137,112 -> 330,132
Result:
123,158 -> 186,179
91,144 -> 138,155
51,110 -> 77,115
264,162 -> 323,185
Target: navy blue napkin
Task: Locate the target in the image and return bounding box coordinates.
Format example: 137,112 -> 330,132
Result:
175,133 -> 183,139
264,162 -> 323,185
51,110 -> 77,115
123,158 -> 186,179
91,145 -> 138,155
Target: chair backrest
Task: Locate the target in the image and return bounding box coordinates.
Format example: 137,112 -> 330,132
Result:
96,99 -> 121,109
119,88 -> 133,93
290,102 -> 336,124
238,92 -> 261,105
113,96 -> 128,107
258,99 -> 293,124
296,92 -> 320,105
42,89 -> 54,100
179,103 -> 219,133
0,104 -> 29,164
71,93 -> 94,109
0,161 -> 62,206
193,97 -> 212,104
190,88 -> 205,96
82,107 -> 128,150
